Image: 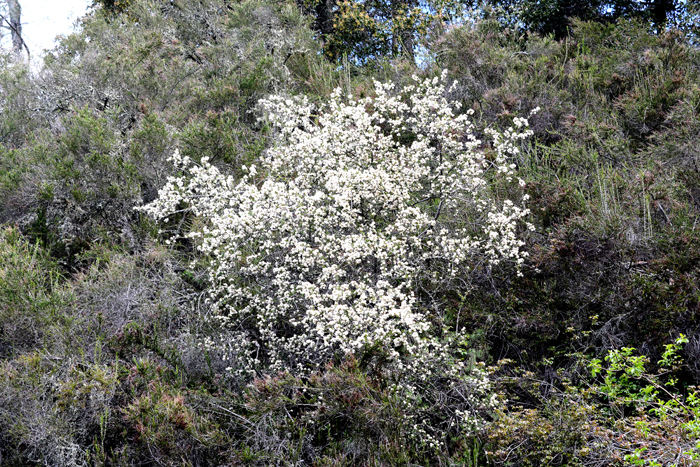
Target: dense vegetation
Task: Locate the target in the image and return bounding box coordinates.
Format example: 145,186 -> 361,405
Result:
1,0 -> 700,465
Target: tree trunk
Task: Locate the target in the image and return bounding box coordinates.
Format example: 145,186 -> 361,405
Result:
393,0 -> 415,60
651,0 -> 675,28
7,0 -> 22,56
314,0 -> 335,38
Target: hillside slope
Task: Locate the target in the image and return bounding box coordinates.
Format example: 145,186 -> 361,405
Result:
1,1 -> 700,465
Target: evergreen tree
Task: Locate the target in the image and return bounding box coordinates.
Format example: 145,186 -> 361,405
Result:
486,0 -> 690,38
295,0 -> 465,61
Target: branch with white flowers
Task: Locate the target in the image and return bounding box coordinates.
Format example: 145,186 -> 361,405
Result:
138,71 -> 535,376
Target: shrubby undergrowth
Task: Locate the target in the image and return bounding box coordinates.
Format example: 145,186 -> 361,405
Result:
3,0 -> 700,464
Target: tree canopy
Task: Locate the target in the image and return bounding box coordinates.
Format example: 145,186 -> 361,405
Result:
484,0 -> 699,38
297,0 -> 468,61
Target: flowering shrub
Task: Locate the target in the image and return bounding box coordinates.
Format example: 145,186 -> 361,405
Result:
139,72 -> 535,374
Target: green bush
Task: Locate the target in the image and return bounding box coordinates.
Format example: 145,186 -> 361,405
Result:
121,357 -> 227,466
0,352 -> 119,466
0,227 -> 65,357
240,356 -> 493,466
489,338 -> 700,466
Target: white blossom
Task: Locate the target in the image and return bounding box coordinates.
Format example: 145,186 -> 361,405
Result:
138,72 -> 534,373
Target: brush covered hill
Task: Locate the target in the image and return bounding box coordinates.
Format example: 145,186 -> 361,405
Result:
1,0 -> 700,465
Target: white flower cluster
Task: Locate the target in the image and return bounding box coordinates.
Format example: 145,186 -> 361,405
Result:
139,72 -> 534,372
